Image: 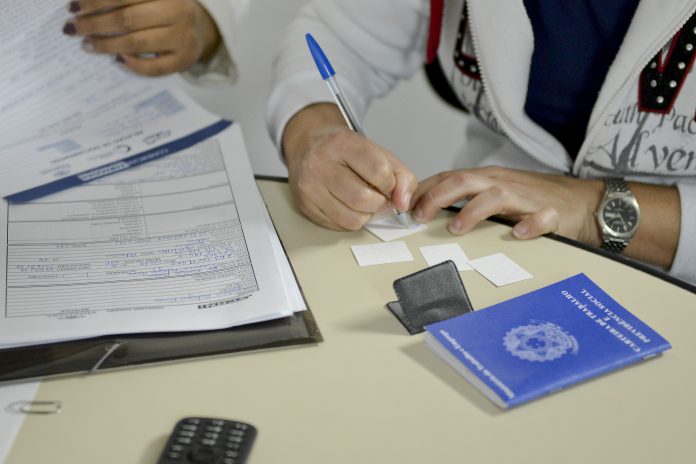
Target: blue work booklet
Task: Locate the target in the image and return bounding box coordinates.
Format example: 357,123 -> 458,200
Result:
424,273 -> 671,409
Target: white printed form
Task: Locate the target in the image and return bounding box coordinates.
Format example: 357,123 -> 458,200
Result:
0,126 -> 304,349
0,0 -> 225,199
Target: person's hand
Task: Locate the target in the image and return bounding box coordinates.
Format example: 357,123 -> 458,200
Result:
411,167 -> 604,244
63,0 -> 221,76
282,104 -> 417,231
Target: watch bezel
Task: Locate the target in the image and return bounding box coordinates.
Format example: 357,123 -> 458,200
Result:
597,192 -> 641,240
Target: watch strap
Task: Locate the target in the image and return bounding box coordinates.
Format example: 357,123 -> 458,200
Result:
601,238 -> 628,253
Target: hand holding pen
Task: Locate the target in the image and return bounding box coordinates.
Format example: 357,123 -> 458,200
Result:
279,34 -> 417,231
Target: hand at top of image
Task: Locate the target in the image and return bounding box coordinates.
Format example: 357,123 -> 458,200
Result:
63,0 -> 221,76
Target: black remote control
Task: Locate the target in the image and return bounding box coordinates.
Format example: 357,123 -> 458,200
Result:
157,417 -> 257,464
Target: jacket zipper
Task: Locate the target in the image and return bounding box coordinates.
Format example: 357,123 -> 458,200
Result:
465,1 -> 568,173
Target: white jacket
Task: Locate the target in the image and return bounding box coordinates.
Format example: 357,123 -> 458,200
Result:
267,0 -> 696,285
181,0 -> 249,85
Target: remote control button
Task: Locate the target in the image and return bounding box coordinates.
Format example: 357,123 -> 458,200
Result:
180,424 -> 198,431
205,432 -> 219,439
234,423 -> 248,430
222,459 -> 236,464
167,452 -> 182,460
176,437 -> 192,445
188,448 -> 217,463
179,431 -> 195,438
206,426 -> 223,433
185,419 -> 201,425
226,436 -> 242,443
229,430 -> 244,436
225,451 -> 239,458
170,445 -> 185,452
224,442 -> 240,450
201,439 -> 217,446
211,419 -> 225,426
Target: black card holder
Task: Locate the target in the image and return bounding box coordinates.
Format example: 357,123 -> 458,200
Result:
387,260 -> 474,335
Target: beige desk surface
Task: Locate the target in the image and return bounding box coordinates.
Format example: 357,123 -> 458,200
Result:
7,180 -> 696,464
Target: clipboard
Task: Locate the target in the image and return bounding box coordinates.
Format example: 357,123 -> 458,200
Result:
0,187 -> 322,383
0,309 -> 321,383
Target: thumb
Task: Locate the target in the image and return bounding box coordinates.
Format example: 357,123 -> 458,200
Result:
390,162 -> 418,213
512,207 -> 559,239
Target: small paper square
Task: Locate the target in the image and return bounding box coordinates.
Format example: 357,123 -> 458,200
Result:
419,243 -> 472,271
468,253 -> 532,286
351,241 -> 414,266
364,214 -> 427,241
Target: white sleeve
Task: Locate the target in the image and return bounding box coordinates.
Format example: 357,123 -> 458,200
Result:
670,182 -> 696,285
180,0 -> 249,86
266,0 -> 430,149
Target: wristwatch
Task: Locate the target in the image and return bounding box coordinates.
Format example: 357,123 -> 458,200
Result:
596,178 -> 641,253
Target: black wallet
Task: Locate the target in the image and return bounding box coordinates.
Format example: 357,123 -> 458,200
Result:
386,260 -> 474,335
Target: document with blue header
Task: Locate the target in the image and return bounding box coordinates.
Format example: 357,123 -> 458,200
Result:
0,125 -> 306,349
0,0 -> 228,201
424,273 -> 671,409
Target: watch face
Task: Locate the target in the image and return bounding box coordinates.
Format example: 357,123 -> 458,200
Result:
601,198 -> 639,234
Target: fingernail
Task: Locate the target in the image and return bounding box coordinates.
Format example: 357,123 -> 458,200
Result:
449,220 -> 463,234
81,39 -> 94,53
512,223 -> 528,238
115,54 -> 125,63
68,1 -> 81,13
402,191 -> 411,210
62,22 -> 76,35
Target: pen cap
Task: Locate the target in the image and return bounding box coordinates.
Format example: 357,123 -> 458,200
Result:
306,33 -> 335,80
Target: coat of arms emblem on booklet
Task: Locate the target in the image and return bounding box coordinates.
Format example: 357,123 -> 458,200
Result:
424,273 -> 671,409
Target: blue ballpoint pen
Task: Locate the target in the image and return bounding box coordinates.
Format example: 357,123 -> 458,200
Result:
305,33 -> 411,227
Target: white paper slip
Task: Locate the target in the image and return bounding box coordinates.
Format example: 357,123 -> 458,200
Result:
419,244 -> 472,271
364,214 -> 427,241
351,241 -> 414,266
468,253 -> 533,286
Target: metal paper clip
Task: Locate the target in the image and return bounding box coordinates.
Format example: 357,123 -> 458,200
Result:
7,400 -> 62,415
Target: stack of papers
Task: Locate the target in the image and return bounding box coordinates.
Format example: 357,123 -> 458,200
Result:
0,0 -> 305,350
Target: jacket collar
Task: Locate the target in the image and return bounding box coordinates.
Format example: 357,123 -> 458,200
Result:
587,0 -> 696,132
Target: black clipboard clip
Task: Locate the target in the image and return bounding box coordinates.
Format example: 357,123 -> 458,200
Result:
90,340 -> 128,373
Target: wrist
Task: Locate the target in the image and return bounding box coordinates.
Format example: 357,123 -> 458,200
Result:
281,103 -> 348,167
196,3 -> 222,61
578,178 -> 605,247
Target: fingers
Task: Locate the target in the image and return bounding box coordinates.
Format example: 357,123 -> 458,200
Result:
293,167 -> 375,231
511,207 -> 560,239
85,27 -> 192,56
117,52 -> 193,77
288,129 -> 414,231
70,0 -> 152,15
412,172 -> 494,223
68,2 -> 177,37
63,0 -> 214,76
448,184 -> 537,234
411,168 -> 562,239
